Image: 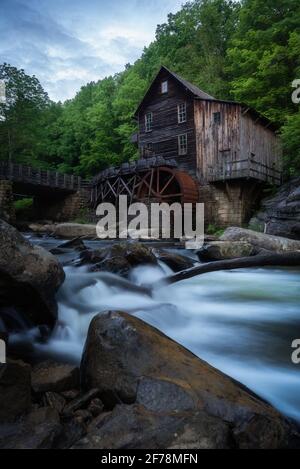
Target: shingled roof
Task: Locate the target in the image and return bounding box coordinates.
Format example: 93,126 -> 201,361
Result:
164,67 -> 215,100
134,65 -> 214,116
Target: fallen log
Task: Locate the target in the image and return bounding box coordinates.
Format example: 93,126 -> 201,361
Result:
151,252 -> 300,290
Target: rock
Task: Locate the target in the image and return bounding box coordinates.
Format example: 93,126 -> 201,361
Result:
0,359 -> 31,422
63,389 -> 101,416
53,417 -> 86,449
73,409 -> 92,424
0,407 -> 61,449
52,223 -> 97,239
91,257 -> 131,276
80,311 -> 299,449
28,222 -> 97,239
73,404 -> 232,450
31,362 -> 79,394
61,389 -> 80,401
50,237 -> 86,254
79,242 -> 157,276
43,392 -> 66,414
197,241 -> 255,261
0,219 -> 65,330
220,227 -> 300,253
249,177 -> 300,240
79,248 -> 108,265
155,250 -> 195,271
88,399 -> 104,418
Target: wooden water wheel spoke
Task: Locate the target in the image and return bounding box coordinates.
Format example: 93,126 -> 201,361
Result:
94,165 -> 198,206
160,174 -> 175,195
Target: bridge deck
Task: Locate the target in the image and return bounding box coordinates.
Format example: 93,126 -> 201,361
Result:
0,162 -> 90,192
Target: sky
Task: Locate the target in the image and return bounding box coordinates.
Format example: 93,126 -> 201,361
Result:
0,0 -> 183,102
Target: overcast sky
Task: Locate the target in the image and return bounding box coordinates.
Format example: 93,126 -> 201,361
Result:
0,0 -> 183,102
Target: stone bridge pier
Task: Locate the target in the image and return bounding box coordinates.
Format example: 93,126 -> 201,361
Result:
33,189 -> 91,223
0,180 -> 15,224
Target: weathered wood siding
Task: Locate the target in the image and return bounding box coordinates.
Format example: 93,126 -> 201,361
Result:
194,100 -> 282,184
138,71 -> 197,175
194,100 -> 241,182
240,113 -> 282,182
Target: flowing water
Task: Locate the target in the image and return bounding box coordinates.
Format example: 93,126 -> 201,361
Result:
13,234 -> 300,422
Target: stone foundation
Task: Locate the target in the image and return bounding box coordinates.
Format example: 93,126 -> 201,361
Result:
199,181 -> 263,228
0,180 -> 15,224
34,189 -> 92,223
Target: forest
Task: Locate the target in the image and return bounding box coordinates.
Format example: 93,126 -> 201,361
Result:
0,0 -> 300,178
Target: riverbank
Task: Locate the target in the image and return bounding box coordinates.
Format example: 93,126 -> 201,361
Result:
1,221 -> 300,448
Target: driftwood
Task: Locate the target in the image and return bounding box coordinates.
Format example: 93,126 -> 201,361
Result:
151,252 -> 300,290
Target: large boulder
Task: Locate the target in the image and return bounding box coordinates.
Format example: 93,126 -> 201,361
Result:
197,241 -> 255,261
28,223 -> 97,239
0,219 -> 65,330
31,362 -> 79,394
249,177 -> 300,240
74,404 -> 232,449
220,227 -> 300,253
80,311 -> 299,449
0,407 -> 62,449
0,359 -> 31,422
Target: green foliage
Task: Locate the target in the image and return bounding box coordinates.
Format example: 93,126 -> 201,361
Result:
281,111 -> 300,175
206,224 -> 224,237
72,208 -> 90,225
0,0 -> 300,176
14,197 -> 34,220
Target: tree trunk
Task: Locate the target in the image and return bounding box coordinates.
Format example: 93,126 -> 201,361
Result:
151,252 -> 300,289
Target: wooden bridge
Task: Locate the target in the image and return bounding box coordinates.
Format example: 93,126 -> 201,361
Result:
0,161 -> 90,194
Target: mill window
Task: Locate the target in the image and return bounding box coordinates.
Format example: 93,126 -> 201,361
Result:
145,112 -> 153,132
161,81 -> 168,94
178,102 -> 187,123
178,134 -> 188,156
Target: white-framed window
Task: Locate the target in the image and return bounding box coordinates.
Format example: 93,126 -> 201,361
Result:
178,134 -> 188,156
178,102 -> 187,123
161,81 -> 168,94
145,112 -> 153,132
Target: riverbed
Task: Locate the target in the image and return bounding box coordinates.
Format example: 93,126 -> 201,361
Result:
19,234 -> 300,422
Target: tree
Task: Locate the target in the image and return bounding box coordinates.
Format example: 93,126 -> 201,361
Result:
0,63 -> 50,164
227,0 -> 300,124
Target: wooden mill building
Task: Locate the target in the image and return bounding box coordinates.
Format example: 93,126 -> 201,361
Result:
92,66 -> 282,228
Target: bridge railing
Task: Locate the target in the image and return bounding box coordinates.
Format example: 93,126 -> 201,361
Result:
0,162 -> 90,191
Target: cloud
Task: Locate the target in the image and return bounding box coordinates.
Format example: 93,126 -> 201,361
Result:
0,0 -> 183,101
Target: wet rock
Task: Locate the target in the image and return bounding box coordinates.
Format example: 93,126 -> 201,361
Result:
73,404 -> 232,450
0,359 -> 31,422
53,417 -> 86,449
88,399 -> 104,418
91,257 -> 131,276
79,242 -> 157,276
249,177 -> 300,240
50,237 -> 86,255
197,241 -> 255,261
43,392 -> 66,414
52,223 -> 97,239
0,407 -> 61,449
80,311 -> 299,449
0,219 -> 65,330
74,409 -> 92,424
220,227 -> 300,253
155,250 -> 195,271
61,389 -> 80,401
63,389 -> 101,416
32,362 -> 79,394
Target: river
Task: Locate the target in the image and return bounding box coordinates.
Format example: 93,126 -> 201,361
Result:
16,234 -> 300,422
